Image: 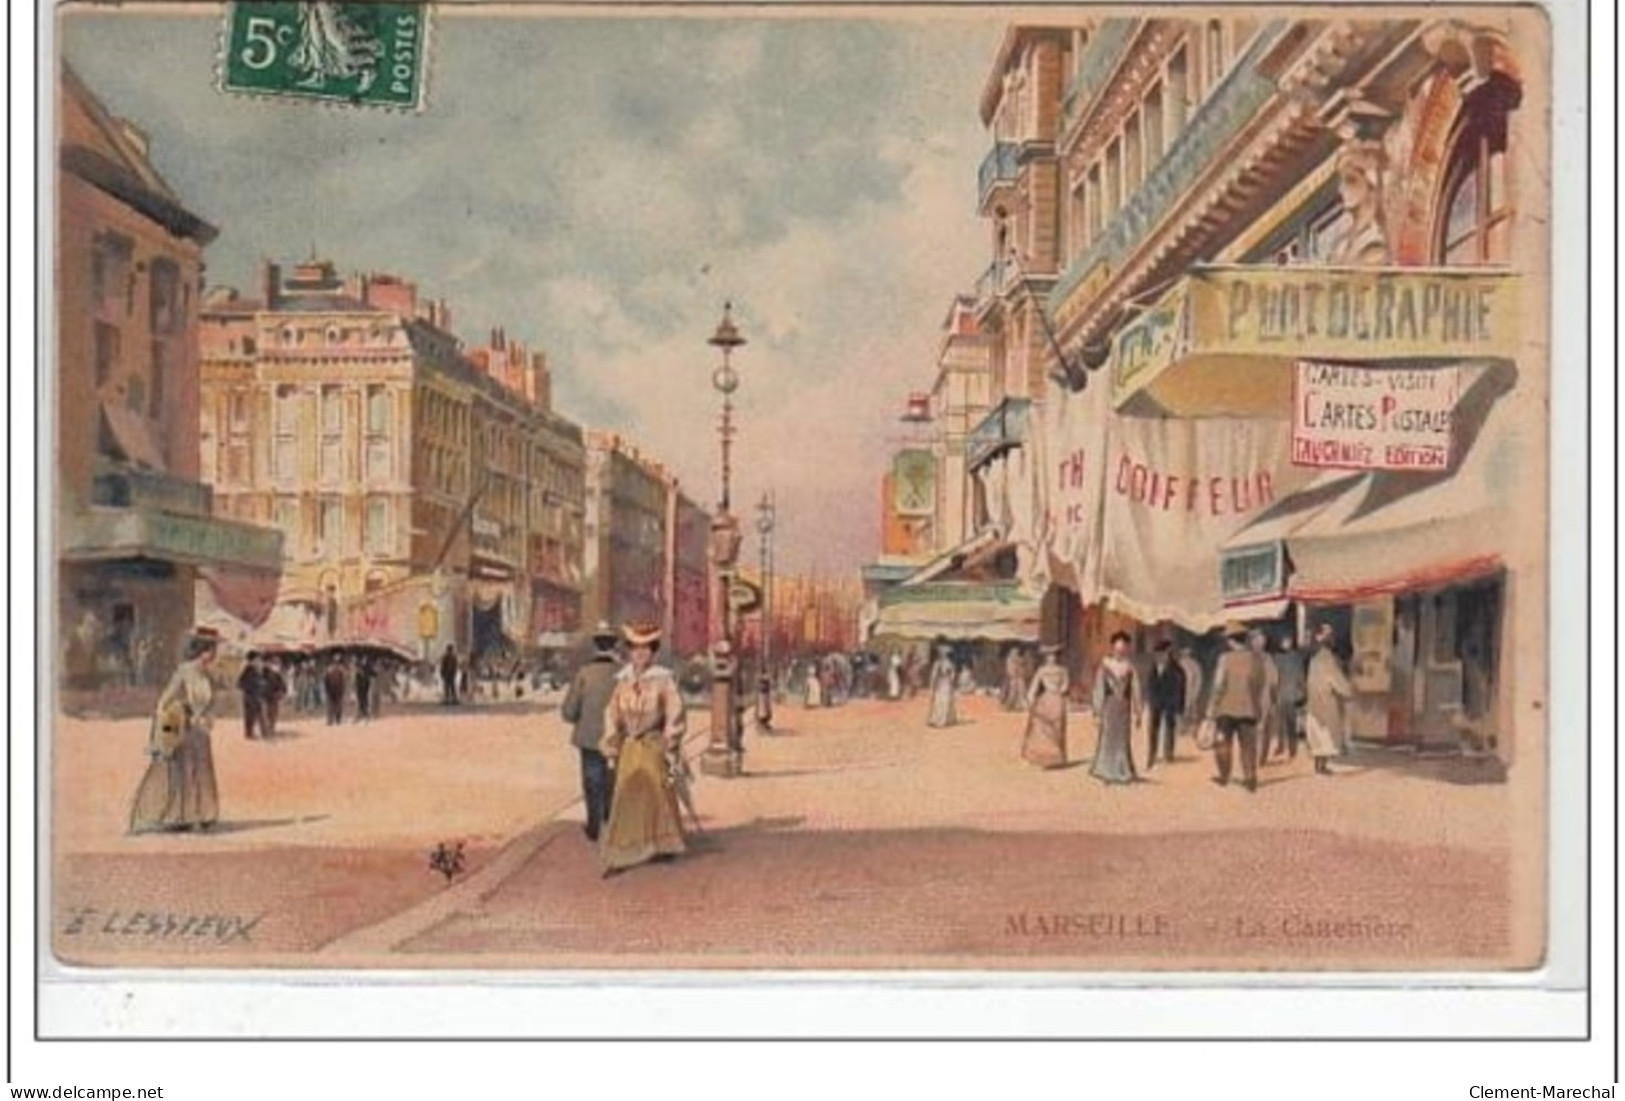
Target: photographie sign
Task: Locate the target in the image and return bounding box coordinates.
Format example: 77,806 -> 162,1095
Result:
1291,360 -> 1461,471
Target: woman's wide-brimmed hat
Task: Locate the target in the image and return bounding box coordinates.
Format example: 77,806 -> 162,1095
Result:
590,620 -> 618,644
1040,643 -> 1063,655
622,620 -> 662,647
1223,620 -> 1249,639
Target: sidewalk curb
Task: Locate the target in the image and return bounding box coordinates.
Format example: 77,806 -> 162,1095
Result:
316,727 -> 716,957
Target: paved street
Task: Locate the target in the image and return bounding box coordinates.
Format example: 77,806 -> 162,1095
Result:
52,690 -> 1533,970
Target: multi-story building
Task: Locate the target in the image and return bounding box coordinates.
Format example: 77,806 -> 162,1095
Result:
582,432 -> 710,664
1029,15 -> 1544,761
668,489 -> 712,662
198,260 -> 586,661
865,29 -> 1062,655
930,297 -> 995,555
57,67 -> 283,700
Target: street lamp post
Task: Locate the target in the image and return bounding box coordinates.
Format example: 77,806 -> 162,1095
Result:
754,491 -> 775,732
703,303 -> 746,778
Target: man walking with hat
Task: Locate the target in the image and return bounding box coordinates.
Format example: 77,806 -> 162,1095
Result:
560,622 -> 622,842
1206,621 -> 1268,792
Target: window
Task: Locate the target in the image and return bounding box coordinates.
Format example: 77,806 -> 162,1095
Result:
94,321 -> 120,388
1143,83 -> 1165,167
320,386 -> 343,484
365,497 -> 391,556
272,385 -> 299,484
365,385 -> 392,482
1087,164 -> 1103,237
1124,110 -> 1143,192
149,259 -> 182,336
243,336 -> 257,356
321,386 -> 344,433
319,498 -> 343,555
1105,138 -> 1122,215
1436,83 -> 1515,266
274,384 -> 301,433
126,376 -> 146,415
1067,177 -> 1087,260
91,233 -> 133,318
149,341 -> 168,417
228,390 -> 250,430
1166,46 -> 1189,133
366,386 -> 391,434
1305,203 -> 1349,263
275,498 -> 301,553
1203,21 -> 1226,92
200,420 -> 217,483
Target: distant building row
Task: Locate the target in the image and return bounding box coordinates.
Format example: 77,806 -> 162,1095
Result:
57,67 -> 710,695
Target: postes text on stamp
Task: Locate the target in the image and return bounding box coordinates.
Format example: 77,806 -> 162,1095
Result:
220,2 -> 429,110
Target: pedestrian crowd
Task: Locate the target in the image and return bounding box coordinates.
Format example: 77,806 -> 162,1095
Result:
879,620 -> 1357,794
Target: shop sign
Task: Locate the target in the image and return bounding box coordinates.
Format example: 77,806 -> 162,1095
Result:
1112,283 -> 1188,391
1196,267 -> 1518,362
1291,361 -> 1461,471
1220,542 -> 1286,604
891,449 -> 937,518
1110,266 -> 1519,407
145,511 -> 284,571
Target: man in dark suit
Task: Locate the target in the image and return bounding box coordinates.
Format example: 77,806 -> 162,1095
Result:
1145,640 -> 1187,769
237,657 -> 266,740
322,658 -> 348,726
560,623 -> 622,842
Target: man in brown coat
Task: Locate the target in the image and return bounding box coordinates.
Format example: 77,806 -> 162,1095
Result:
1206,621 -> 1268,792
560,622 -> 622,841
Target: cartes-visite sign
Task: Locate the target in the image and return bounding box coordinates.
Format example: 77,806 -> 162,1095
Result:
1292,361 -> 1460,471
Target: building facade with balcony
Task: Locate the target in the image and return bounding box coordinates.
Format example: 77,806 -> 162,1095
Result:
1029,14 -> 1546,763
57,68 -> 284,699
199,260 -> 587,663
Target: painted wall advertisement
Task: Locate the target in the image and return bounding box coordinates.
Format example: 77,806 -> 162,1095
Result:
1292,360 -> 1461,472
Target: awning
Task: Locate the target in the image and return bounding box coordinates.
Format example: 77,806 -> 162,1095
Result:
1111,266 -> 1521,415
871,583 -> 1040,643
199,565 -> 281,628
1221,368 -> 1523,604
898,529 -> 999,587
63,506 -> 285,572
98,401 -> 167,470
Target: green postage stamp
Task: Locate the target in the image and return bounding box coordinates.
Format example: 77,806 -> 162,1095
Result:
219,2 -> 430,110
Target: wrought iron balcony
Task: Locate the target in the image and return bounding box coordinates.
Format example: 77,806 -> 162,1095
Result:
977,142 -> 1020,208
965,397 -> 1033,472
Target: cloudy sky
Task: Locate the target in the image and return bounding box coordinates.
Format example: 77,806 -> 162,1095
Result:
62,6 -> 1005,573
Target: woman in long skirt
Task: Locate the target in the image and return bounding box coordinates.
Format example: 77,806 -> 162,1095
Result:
600,621 -> 689,876
925,644 -> 958,727
129,628 -> 223,833
1089,632 -> 1139,785
1021,644 -> 1069,768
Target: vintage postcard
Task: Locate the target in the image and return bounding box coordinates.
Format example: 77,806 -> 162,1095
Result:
48,1 -> 1553,975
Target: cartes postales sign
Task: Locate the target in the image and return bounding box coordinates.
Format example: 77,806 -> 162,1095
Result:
1291,360 -> 1462,472
220,2 -> 430,110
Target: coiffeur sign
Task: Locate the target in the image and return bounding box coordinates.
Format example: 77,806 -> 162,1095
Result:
1097,416 -> 1317,629
1292,360 -> 1461,471
1112,266 -> 1518,410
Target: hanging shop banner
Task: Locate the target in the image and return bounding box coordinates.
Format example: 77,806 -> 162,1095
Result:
1098,415 -> 1318,629
1032,369 -> 1114,602
1291,360 -> 1461,471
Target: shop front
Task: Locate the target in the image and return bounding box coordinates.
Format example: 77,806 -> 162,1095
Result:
60,499 -> 284,696
1220,359 -> 1524,756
